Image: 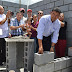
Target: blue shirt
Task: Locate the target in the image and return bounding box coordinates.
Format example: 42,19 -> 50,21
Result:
37,15 -> 61,43
10,18 -> 23,36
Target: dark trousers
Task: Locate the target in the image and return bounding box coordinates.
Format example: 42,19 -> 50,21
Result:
36,35 -> 51,52
42,36 -> 51,51
0,38 -> 6,64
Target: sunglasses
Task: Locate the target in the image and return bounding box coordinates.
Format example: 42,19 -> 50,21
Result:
38,13 -> 42,15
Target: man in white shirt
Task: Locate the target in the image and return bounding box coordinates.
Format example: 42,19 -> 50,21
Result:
0,5 -> 10,65
37,7 -> 64,54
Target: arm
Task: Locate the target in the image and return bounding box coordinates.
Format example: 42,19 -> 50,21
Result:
0,16 -> 7,25
50,22 -> 61,52
37,18 -> 45,54
30,25 -> 37,31
10,26 -> 20,30
60,20 -> 65,27
0,10 -> 10,25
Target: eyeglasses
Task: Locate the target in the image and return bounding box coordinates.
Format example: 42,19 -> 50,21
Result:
38,13 -> 42,15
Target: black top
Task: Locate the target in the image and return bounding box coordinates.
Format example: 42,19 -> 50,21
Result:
58,21 -> 67,40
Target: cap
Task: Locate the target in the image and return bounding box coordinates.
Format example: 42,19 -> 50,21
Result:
19,8 -> 25,12
27,9 -> 32,12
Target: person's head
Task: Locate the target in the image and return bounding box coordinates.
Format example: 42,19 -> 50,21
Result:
0,5 -> 4,14
33,14 -> 37,22
27,9 -> 32,18
16,11 -> 22,21
59,13 -> 64,21
27,17 -> 32,25
38,10 -> 43,21
19,8 -> 25,16
10,11 -> 14,17
51,7 -> 61,22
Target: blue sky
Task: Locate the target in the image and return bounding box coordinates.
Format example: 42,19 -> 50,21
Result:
1,0 -> 42,5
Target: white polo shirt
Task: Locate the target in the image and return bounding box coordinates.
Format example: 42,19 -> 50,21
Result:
0,14 -> 9,38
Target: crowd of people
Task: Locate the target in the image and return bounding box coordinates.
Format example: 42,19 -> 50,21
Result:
0,5 -> 68,66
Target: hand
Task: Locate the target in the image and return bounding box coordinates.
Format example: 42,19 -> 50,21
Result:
19,24 -> 24,28
30,25 -> 33,29
50,47 -> 54,52
6,10 -> 11,18
38,47 -> 43,54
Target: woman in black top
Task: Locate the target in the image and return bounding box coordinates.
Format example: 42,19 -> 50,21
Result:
55,13 -> 67,58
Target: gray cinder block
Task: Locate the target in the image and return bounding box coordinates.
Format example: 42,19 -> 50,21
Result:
64,11 -> 72,18
33,62 -> 54,72
43,0 -> 50,4
0,1 -> 2,5
55,0 -> 63,7
59,5 -> 68,12
61,67 -> 72,72
69,4 -> 72,11
34,51 -> 54,65
53,59 -> 61,71
47,2 -> 54,9
66,57 -> 72,67
8,7 -> 15,12
64,0 -> 72,4
50,0 -> 57,2
68,47 -> 72,56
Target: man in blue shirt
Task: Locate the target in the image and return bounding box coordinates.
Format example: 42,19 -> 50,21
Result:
37,7 -> 64,54
10,11 -> 24,36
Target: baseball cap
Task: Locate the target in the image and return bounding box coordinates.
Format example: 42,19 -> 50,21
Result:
19,8 -> 25,13
27,9 -> 32,12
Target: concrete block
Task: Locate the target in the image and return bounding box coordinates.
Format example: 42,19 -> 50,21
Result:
68,47 -> 72,56
6,58 -> 16,70
3,1 -> 14,7
60,57 -> 67,69
38,5 -> 45,11
67,25 -> 72,31
59,5 -> 68,12
47,2 -> 54,9
13,3 -> 19,8
33,62 -> 54,72
64,11 -> 72,18
44,9 -> 51,15
50,0 -> 57,2
55,0 -> 63,7
0,1 -> 2,5
43,4 -> 47,10
6,42 -> 16,59
37,1 -> 43,6
69,4 -> 72,10
53,59 -> 61,71
34,51 -> 54,65
43,0 -> 50,4
15,8 -> 19,12
66,57 -> 72,67
55,58 -> 66,70
24,42 -> 34,72
62,67 -> 72,72
64,0 -> 72,4
66,31 -> 72,38
8,7 -> 15,12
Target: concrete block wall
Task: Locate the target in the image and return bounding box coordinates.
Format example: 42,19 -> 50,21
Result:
33,52 -> 72,72
29,0 -> 72,49
0,1 -> 27,17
